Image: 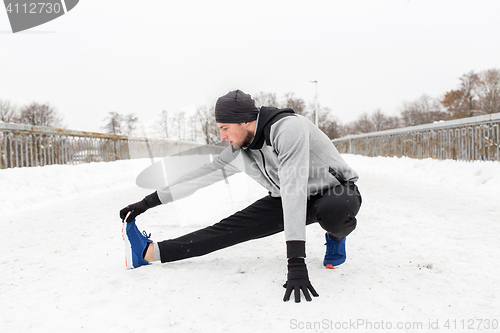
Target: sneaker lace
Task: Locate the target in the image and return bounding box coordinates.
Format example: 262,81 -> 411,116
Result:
142,230 -> 152,241
325,240 -> 337,256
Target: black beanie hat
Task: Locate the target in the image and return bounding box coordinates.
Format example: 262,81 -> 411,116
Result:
215,90 -> 259,123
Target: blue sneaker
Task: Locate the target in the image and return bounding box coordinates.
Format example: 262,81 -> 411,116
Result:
122,219 -> 153,269
323,233 -> 346,269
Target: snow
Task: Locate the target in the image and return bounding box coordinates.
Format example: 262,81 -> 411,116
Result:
1,155 -> 499,332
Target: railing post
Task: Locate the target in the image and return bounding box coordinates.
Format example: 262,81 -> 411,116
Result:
0,132 -> 4,169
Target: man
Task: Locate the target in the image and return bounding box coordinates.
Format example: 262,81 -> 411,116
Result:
120,90 -> 362,303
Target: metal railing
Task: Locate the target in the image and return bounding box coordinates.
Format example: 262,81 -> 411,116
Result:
0,122 -> 202,169
333,113 -> 500,161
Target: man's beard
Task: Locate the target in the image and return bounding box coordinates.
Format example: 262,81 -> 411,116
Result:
233,129 -> 254,149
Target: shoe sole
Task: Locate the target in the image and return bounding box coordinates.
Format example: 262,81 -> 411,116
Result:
325,264 -> 338,269
122,222 -> 134,269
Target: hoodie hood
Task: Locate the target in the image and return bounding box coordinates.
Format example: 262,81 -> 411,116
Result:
246,107 -> 295,150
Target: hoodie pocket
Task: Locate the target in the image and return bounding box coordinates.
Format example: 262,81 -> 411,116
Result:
328,167 -> 346,185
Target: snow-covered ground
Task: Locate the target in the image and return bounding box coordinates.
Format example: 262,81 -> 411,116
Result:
1,155 -> 499,333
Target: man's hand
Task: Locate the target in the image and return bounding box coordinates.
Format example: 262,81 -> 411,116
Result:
119,192 -> 162,223
120,199 -> 149,222
283,258 -> 319,303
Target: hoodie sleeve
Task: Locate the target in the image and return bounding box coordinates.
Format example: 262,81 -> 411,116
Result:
271,117 -> 310,258
156,146 -> 241,204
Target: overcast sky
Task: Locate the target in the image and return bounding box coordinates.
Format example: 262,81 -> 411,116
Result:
1,0 -> 499,133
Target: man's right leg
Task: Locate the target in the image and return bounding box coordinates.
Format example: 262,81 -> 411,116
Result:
307,183 -> 362,268
308,183 -> 362,240
156,195 -> 285,263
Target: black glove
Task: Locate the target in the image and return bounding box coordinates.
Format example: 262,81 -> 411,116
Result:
283,258 -> 319,303
120,192 -> 161,222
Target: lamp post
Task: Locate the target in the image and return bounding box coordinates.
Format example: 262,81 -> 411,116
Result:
310,80 -> 318,126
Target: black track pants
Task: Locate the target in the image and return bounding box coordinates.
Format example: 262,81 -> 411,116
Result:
157,183 -> 361,263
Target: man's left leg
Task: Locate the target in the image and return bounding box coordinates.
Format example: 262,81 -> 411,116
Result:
155,195 -> 285,263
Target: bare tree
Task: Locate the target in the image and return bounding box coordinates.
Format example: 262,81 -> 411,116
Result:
352,112 -> 375,134
385,115 -> 401,130
316,106 -> 342,139
102,112 -> 123,135
154,110 -> 170,139
282,92 -> 307,116
459,70 -> 480,117
172,111 -> 186,140
253,92 -> 278,107
399,101 -> 420,127
188,113 -> 200,142
370,109 -> 389,131
17,102 -> 63,127
0,99 -> 17,123
123,113 -> 139,136
341,122 -> 355,136
196,104 -> 220,144
344,109 -> 400,135
477,68 -> 500,114
371,109 -> 403,131
399,94 -> 445,127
